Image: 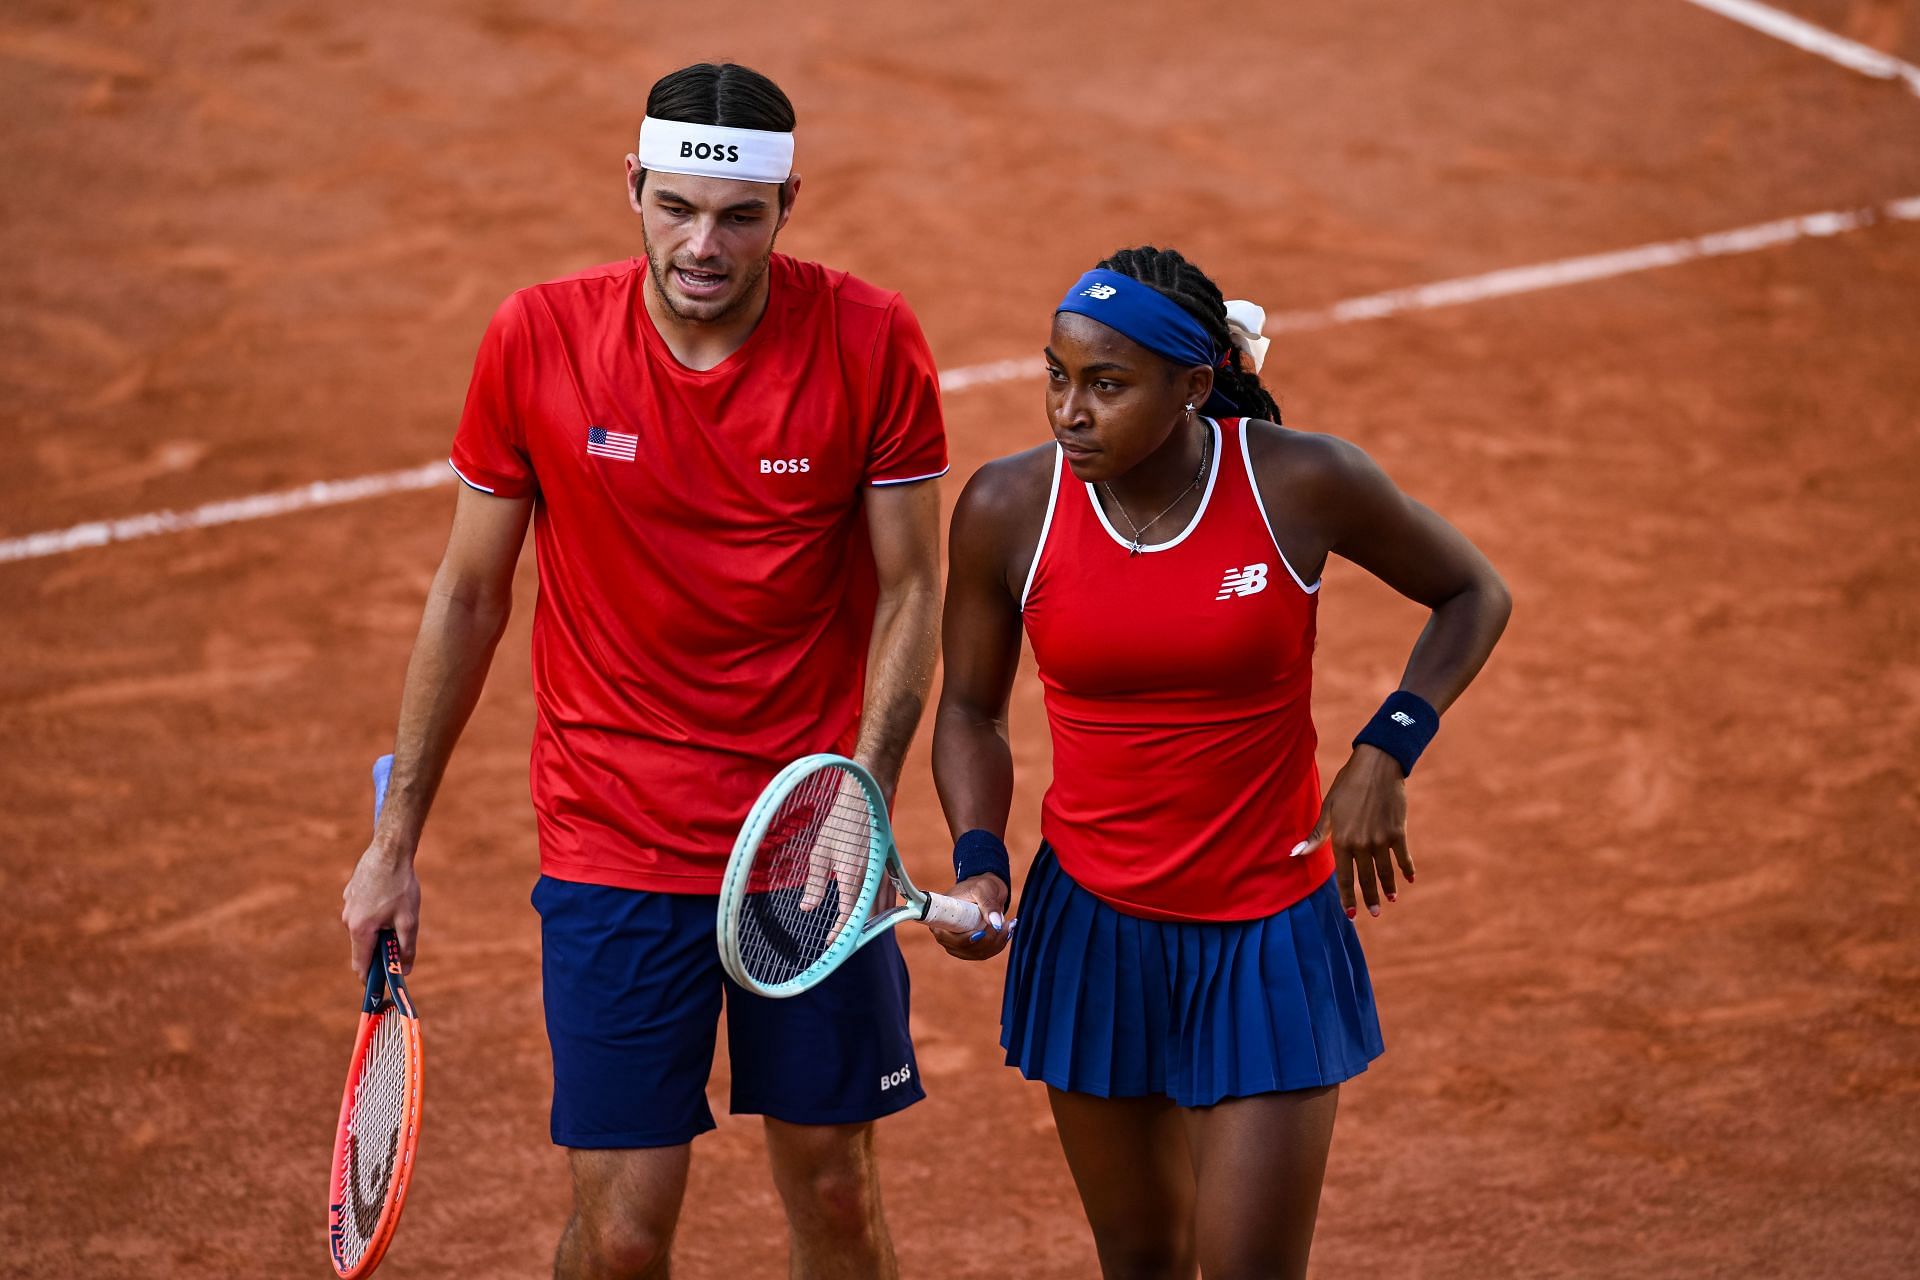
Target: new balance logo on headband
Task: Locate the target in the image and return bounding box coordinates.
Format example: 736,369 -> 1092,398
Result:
1081,283 -> 1118,301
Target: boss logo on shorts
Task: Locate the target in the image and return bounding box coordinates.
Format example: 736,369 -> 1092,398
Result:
759,458 -> 812,474
681,140 -> 741,163
879,1063 -> 913,1091
1215,563 -> 1269,600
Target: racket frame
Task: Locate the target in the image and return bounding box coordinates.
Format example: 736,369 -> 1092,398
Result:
717,754 -> 980,998
328,929 -> 423,1278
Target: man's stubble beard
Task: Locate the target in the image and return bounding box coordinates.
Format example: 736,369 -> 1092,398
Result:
641,223 -> 779,325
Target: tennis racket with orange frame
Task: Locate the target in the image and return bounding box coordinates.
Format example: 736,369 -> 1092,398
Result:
327,755 -> 423,1278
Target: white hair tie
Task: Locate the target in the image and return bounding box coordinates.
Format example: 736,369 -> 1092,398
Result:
1223,299 -> 1270,374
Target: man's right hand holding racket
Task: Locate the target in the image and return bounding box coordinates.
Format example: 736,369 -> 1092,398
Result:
342,755 -> 421,978
790,766 -> 1010,956
795,768 -> 884,942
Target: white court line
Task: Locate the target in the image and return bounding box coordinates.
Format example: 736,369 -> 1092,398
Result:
0,363 -> 1039,565
1267,193 -> 1920,330
5,192 -> 1919,566
0,463 -> 454,565
937,356 -> 1043,392
1680,0 -> 1920,94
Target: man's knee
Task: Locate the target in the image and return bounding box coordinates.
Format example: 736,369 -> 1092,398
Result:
567,1213 -> 674,1278
766,1122 -> 884,1237
795,1160 -> 882,1234
561,1147 -> 689,1279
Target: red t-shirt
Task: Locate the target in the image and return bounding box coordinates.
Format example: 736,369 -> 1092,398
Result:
1020,419 -> 1332,921
449,254 -> 947,892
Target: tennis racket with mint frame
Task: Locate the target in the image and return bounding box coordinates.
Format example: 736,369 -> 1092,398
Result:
718,754 -> 983,998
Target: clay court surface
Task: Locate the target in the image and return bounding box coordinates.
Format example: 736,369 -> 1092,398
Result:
4,0 -> 1918,1275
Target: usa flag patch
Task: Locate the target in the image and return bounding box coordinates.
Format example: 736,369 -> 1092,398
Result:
586,425 -> 638,462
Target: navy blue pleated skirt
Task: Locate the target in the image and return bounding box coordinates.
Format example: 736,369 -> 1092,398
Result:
1001,846 -> 1384,1107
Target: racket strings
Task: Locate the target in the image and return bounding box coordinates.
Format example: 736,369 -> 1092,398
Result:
335,1009 -> 413,1267
735,767 -> 875,986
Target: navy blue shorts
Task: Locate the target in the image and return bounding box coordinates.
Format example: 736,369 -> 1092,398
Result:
534,875 -> 924,1149
1002,846 -> 1384,1107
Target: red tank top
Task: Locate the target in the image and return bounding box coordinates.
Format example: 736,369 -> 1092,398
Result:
1021,418 -> 1333,921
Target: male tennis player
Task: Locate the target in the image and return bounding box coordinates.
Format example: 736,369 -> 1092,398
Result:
340,62 -> 946,1279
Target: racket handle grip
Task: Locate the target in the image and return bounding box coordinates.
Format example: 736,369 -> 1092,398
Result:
921,892 -> 985,932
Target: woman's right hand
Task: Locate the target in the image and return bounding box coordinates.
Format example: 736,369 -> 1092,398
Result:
928,873 -> 1014,961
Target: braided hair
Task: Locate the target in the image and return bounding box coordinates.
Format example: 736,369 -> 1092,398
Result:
1096,246 -> 1282,424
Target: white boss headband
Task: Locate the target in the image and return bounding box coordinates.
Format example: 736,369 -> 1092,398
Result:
638,116 -> 795,184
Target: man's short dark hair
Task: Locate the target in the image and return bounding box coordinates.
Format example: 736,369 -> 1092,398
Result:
645,62 -> 795,132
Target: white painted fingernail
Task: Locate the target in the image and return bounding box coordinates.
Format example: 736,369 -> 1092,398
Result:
989,912 -> 1004,930
1291,841 -> 1309,857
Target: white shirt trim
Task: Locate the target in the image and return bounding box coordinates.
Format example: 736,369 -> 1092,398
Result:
1237,420 -> 1320,594
1020,447 -> 1064,612
447,460 -> 496,494
869,464 -> 951,487
1081,418 -> 1221,555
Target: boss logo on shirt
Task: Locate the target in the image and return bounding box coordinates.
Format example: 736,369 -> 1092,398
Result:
681,140 -> 741,163
759,457 -> 812,474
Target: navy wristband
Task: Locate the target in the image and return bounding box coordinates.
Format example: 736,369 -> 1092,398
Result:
1351,691 -> 1440,777
952,829 -> 1012,899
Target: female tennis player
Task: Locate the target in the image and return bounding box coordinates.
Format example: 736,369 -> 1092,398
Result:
930,246 -> 1511,1278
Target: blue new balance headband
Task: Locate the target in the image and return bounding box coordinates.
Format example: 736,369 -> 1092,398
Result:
1055,269 -> 1239,415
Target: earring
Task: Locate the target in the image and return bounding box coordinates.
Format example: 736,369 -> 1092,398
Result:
1184,402 -> 1195,412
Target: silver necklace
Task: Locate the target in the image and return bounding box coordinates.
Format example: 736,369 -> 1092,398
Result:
1101,424 -> 1210,557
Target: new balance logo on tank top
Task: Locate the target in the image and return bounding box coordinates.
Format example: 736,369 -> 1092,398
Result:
449,254 -> 948,892
1020,418 -> 1333,921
